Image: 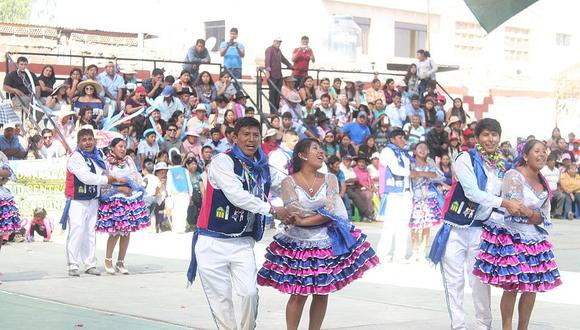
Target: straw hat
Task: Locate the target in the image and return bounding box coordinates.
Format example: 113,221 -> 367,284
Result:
77,79 -> 103,94
447,116 -> 461,126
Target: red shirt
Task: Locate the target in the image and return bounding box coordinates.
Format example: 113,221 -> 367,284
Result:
292,48 -> 313,77
262,141 -> 279,156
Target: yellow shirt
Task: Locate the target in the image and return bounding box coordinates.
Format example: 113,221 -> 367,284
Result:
560,172 -> 580,193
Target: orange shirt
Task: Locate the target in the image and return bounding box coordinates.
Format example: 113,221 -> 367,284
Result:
560,172 -> 580,193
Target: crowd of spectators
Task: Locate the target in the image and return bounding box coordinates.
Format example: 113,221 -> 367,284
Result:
2,29 -> 579,232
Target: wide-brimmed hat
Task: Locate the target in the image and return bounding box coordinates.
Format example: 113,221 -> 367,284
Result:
263,128 -> 278,139
50,83 -> 67,96
154,162 -> 169,172
447,116 -> 461,126
77,79 -> 102,94
183,129 -> 200,140
286,91 -> 301,104
284,76 -> 297,82
56,108 -> 77,120
195,104 -> 207,112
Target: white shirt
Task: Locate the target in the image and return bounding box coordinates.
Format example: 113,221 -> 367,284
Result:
41,141 -> 66,159
541,165 -> 560,191
153,95 -> 185,121
379,146 -> 411,190
208,153 -> 271,216
67,151 -> 108,197
137,140 -> 160,161
269,145 -> 292,198
384,103 -> 406,128
339,163 -> 357,185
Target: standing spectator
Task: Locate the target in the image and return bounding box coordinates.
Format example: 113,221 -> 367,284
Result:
415,49 -> 437,96
546,127 -> 561,152
3,56 -> 40,116
219,28 -> 245,81
541,155 -> 565,218
0,123 -> 27,160
426,121 -> 449,160
183,39 -> 211,82
342,112 -> 371,147
142,68 -> 165,99
560,163 -> 580,220
38,65 -> 56,98
97,62 -> 125,110
404,63 -> 419,97
264,37 -> 293,112
291,36 -> 315,87
40,128 -> 65,159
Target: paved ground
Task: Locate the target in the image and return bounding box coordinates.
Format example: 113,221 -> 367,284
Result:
1,219 -> 579,330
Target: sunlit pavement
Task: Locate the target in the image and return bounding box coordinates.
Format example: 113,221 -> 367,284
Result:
1,219 -> 579,329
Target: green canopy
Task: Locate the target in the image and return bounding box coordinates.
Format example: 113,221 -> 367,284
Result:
464,0 -> 538,33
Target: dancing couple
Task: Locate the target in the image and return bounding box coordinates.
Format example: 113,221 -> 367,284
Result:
187,117 -> 379,330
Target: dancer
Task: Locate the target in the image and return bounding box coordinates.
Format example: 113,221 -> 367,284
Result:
62,128 -> 124,277
187,117 -> 291,330
409,142 -> 444,262
473,139 -> 562,330
429,118 -> 524,330
258,138 -> 379,330
376,128 -> 413,262
97,138 -> 150,275
0,150 -> 21,268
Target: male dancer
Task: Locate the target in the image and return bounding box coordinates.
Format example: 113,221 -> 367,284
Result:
376,128 -> 413,262
430,118 -> 523,330
268,129 -> 299,228
62,128 -> 124,276
187,117 -> 291,330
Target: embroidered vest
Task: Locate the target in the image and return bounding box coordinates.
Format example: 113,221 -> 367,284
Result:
65,153 -> 98,200
382,146 -> 408,194
197,152 -> 271,240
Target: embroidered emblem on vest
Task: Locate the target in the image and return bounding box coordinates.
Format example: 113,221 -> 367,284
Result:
215,207 -> 225,219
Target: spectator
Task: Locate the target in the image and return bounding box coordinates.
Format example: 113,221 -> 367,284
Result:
198,145 -> 214,172
97,61 -> 125,109
426,121 -> 449,160
291,36 -> 315,86
187,104 -> 211,142
335,94 -> 351,128
233,93 -> 247,118
329,78 -> 342,101
354,80 -> 366,106
322,131 -> 338,159
303,97 -> 316,118
76,106 -> 97,130
298,76 -> 316,105
142,68 -> 165,99
351,154 -> 377,222
446,98 -> 468,127
404,63 -> 419,97
555,137 -> 575,163
337,134 -> 356,159
462,120 -> 477,142
220,110 -> 236,137
183,39 -> 211,82
0,123 -> 27,160
344,80 -> 356,102
159,123 -> 183,153
560,163 -> 580,220
125,85 -> 147,119
218,126 -> 235,153
83,64 -> 104,96
383,95 -> 406,128
215,71 -> 237,101
280,92 -> 303,124
204,127 -> 226,155
423,98 -> 438,129
382,78 -> 396,105
264,36 -> 292,112
406,95 -> 426,127
439,153 -> 453,187
3,56 -> 40,116
219,27 -> 245,80
27,134 -> 43,160
445,116 -> 463,141
415,49 -> 437,96
185,156 -> 204,232
117,124 -> 137,152
343,112 -> 371,147
138,130 -> 160,168
373,116 -> 392,151
27,208 -> 51,242
154,86 -> 184,122
173,70 -> 194,95
546,127 -> 561,152
328,155 -> 351,216
261,128 -> 279,156
541,155 -> 565,218
420,80 -> 439,105
143,108 -> 167,138
194,71 -> 217,111
45,83 -> 70,111
500,141 -> 515,166
182,130 -> 202,157
279,76 -> 298,108
365,78 -> 386,105
373,99 -> 385,121
368,152 -> 381,191
40,127 -> 66,159
358,135 -> 377,160
435,95 -> 446,123
74,80 -> 104,122
403,115 -> 426,148
448,136 -> 461,161
65,67 -> 82,99
38,65 -> 56,98
315,93 -> 334,120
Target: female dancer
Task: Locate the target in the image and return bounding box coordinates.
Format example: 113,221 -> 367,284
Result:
258,138 -> 379,330
0,151 -> 21,253
473,139 -> 562,330
97,138 -> 150,274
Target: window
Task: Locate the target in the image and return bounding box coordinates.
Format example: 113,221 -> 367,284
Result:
455,21 -> 484,57
556,33 -> 571,47
394,22 -> 427,58
353,16 -> 371,55
204,20 -> 225,52
504,26 -> 530,61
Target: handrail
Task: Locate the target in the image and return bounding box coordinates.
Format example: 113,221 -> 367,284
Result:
222,66 -> 271,128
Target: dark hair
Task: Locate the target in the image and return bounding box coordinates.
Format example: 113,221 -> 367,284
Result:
230,27 -> 238,33
404,63 -> 417,83
196,39 -> 205,46
69,67 -> 82,77
194,71 -> 214,87
152,68 -> 164,77
245,107 -> 255,113
171,153 -> 182,166
327,155 -> 340,166
179,70 -> 191,79
517,139 -> 546,167
320,93 -> 331,101
78,106 -> 93,123
117,123 -> 129,132
372,78 -> 381,84
281,112 -> 293,119
413,141 -> 429,156
234,117 -> 261,135
170,110 -> 183,123
28,134 -> 42,153
86,64 -> 98,72
333,78 -> 342,83
417,49 -> 425,56
185,156 -> 198,166
384,78 -> 394,88
301,35 -> 309,40
110,137 -> 125,148
41,128 -> 52,136
474,118 -> 502,137
17,56 -> 28,64
224,110 -> 235,124
220,70 -> 231,78
41,65 -> 55,79
77,128 -> 94,141
164,75 -> 175,84
291,138 -> 320,173
144,159 -> 155,173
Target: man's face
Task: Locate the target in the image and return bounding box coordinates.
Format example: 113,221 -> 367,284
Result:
373,81 -> 381,90
17,61 -> 27,71
547,159 -> 556,168
393,97 -> 401,107
146,134 -> 156,144
211,132 -> 221,142
321,97 -> 330,108
282,117 -> 292,128
285,134 -> 299,150
156,169 -> 167,181
357,116 -> 367,125
230,31 -> 238,41
3,127 -> 14,140
434,124 -> 443,133
390,135 -> 406,148
568,164 -> 577,176
273,40 -> 281,48
153,74 -> 164,83
78,134 -> 95,152
411,116 -> 420,126
87,67 -> 97,77
43,132 -> 54,147
412,99 -> 420,109
234,126 -> 261,157
166,126 -> 177,139
195,42 -> 205,53
105,63 -> 115,75
202,148 -> 213,160
477,129 -> 500,153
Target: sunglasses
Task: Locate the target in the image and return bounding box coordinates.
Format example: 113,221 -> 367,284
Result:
43,135 -> 52,139
167,128 -> 177,132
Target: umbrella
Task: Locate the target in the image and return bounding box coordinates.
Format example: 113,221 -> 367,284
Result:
94,130 -> 123,149
464,0 -> 538,34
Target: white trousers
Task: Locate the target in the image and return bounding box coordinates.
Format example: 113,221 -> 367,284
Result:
196,235 -> 259,330
171,193 -> 190,233
441,226 -> 492,330
377,191 -> 412,261
66,199 -> 98,271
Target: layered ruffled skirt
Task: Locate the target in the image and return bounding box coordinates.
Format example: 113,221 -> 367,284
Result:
409,196 -> 442,229
0,196 -> 21,233
97,191 -> 150,235
473,225 -> 562,292
257,225 -> 379,295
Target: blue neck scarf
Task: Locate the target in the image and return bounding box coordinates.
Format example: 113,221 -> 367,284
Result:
231,144 -> 270,186
77,147 -> 106,169
469,148 -> 489,191
387,143 -> 407,167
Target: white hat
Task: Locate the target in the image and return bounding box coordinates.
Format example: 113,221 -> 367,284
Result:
3,122 -> 17,130
273,36 -> 283,41
154,162 -> 169,172
371,152 -> 380,160
286,92 -> 301,104
263,128 -> 278,139
195,104 -> 207,112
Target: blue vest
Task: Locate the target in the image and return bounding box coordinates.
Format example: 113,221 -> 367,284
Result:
197,152 -> 271,241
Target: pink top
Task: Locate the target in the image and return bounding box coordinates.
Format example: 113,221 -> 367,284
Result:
353,166 -> 371,187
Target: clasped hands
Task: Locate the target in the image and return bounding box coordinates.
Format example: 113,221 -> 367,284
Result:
271,207 -> 298,225
503,199 -> 542,225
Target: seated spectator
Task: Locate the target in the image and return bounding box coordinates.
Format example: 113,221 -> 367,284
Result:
38,65 -> 56,99
279,76 -> 298,108
439,153 -> 453,187
169,110 -> 186,137
316,115 -> 332,137
343,112 -> 371,147
27,134 -> 43,160
372,99 -> 385,121
368,152 -> 381,191
76,106 -> 97,130
322,131 -> 338,159
244,107 -> 255,118
301,115 -> 320,141
55,108 -> 77,147
334,94 -> 352,128
560,163 -> 580,220
382,78 -> 396,105
541,155 -> 565,218
142,68 -> 165,99
117,124 -> 137,152
143,108 -> 167,138
154,86 -> 184,122
213,96 -> 229,125
315,93 -> 334,120
403,115 -> 425,148
198,145 -> 214,171
303,97 -> 316,118
187,104 -> 211,142
183,39 -> 211,82
354,80 -> 366,106
218,126 -> 235,153
426,121 -> 449,160
262,128 -> 279,156
182,129 -> 202,157
555,137 -> 576,163
215,71 -> 237,101
448,136 -> 461,161
337,134 -> 356,159
358,135 -> 377,160
435,95 -> 446,123
351,154 -> 376,222
461,133 -> 476,151
462,120 -> 477,142
406,95 -> 426,127
329,78 -> 342,101
204,127 -> 226,155
420,80 -> 439,104
446,97 -> 468,127
0,123 -> 27,160
298,76 -> 317,105
160,122 -> 183,153
220,110 -> 237,137
174,70 -> 194,94
423,98 -> 438,129
65,67 -> 82,99
38,128 -> 65,159
280,92 -> 303,124
233,93 -> 247,118
328,155 -> 351,216
384,95 -> 406,128
365,78 -> 386,105
373,115 -> 391,151
45,83 -> 70,112
500,141 -> 515,167
138,129 -> 160,168
445,116 -> 462,141
395,80 -> 408,106
315,78 -> 331,99
97,61 -> 125,109
74,79 -> 104,122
